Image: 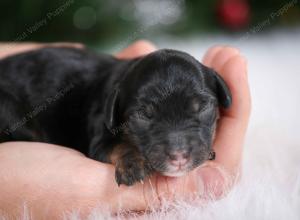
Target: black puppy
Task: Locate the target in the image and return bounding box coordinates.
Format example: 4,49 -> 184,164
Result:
0,47 -> 231,186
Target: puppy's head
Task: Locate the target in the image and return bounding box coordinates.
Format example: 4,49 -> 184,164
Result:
105,49 -> 231,176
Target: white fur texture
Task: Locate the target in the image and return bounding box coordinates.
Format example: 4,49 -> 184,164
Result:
2,29 -> 300,219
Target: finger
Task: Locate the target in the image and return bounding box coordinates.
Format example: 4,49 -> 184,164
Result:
213,55 -> 250,173
0,43 -> 42,59
219,55 -> 250,119
46,42 -> 85,49
115,40 -> 157,59
209,46 -> 240,72
0,42 -> 85,60
202,45 -> 224,67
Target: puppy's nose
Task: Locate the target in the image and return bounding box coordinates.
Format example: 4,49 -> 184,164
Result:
168,150 -> 190,166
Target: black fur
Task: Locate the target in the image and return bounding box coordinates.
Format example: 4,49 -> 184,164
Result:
0,47 -> 231,185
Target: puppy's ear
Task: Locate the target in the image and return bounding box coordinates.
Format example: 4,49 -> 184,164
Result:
104,87 -> 119,131
206,69 -> 232,108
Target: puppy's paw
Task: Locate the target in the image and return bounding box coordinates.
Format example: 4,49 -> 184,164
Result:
115,156 -> 151,186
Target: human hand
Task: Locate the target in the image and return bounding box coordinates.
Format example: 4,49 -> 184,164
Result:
0,42 -> 84,59
0,40 -> 250,218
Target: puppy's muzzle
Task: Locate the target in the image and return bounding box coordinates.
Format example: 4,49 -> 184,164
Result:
167,149 -> 190,167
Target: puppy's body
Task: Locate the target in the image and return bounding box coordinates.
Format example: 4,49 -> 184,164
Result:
0,47 -> 231,185
0,48 -> 126,153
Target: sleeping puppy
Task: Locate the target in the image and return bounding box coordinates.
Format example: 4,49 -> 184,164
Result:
0,47 -> 231,186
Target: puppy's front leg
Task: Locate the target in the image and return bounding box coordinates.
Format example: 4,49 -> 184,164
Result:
110,145 -> 152,186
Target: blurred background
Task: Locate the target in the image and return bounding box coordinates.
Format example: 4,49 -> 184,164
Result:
1,0 -> 299,50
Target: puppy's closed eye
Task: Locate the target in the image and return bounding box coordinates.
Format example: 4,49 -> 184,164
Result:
132,105 -> 154,127
199,101 -> 217,125
191,97 -> 201,113
142,105 -> 154,119
190,97 -> 214,114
